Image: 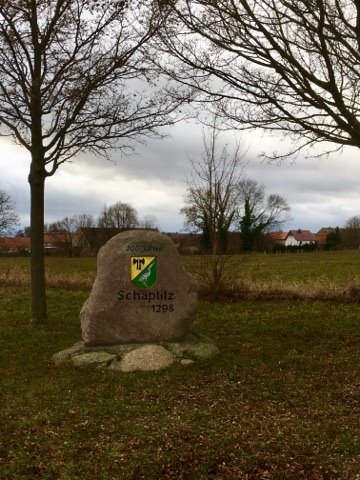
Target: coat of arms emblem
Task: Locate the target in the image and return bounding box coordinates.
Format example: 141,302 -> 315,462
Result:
131,256 -> 157,288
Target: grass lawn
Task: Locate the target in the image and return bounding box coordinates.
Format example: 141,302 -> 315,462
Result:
184,249 -> 360,284
0,253 -> 360,479
2,249 -> 360,288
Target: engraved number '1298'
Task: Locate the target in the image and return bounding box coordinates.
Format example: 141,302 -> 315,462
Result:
151,304 -> 174,313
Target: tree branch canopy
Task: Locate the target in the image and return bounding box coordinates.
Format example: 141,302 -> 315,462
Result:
159,0 -> 360,159
98,201 -> 139,229
237,178 -> 290,251
0,0 -> 189,323
0,0 -> 185,174
181,120 -> 247,253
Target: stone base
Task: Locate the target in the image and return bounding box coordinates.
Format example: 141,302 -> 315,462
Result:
52,332 -> 219,372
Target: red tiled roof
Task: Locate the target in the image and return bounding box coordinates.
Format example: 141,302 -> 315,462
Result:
44,232 -> 72,244
0,237 -> 31,250
268,231 -> 288,242
288,229 -> 316,242
0,232 -> 71,251
315,228 -> 333,246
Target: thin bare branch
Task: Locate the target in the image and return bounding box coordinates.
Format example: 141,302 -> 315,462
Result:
158,0 -> 360,159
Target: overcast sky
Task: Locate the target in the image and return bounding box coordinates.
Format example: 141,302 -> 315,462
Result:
1,119 -> 360,234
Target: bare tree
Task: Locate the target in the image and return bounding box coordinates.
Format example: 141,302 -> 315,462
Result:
71,213 -> 96,232
0,1 -> 184,322
181,121 -> 246,253
98,202 -> 139,229
345,215 -> 360,230
0,190 -> 20,236
341,215 -> 360,248
46,213 -> 95,233
139,214 -> 159,230
238,179 -> 290,251
159,0 -> 360,160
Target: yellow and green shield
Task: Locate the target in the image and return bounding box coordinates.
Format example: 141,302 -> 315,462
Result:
131,256 -> 157,288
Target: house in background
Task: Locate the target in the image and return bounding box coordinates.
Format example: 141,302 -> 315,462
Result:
0,232 -> 72,255
72,228 -> 124,256
268,229 -> 317,248
44,232 -> 72,253
0,237 -> 31,254
285,229 -> 317,247
315,228 -> 334,249
268,231 -> 288,246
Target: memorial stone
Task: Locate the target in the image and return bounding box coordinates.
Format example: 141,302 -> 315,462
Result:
80,229 -> 197,346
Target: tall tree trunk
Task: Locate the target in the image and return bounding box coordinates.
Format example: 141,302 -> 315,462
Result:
29,163 -> 47,323
29,29 -> 47,322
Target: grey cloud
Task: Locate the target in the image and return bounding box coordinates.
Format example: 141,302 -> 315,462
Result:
1,124 -> 360,233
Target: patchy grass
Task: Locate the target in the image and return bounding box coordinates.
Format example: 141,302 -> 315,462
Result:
183,250 -> 360,284
0,258 -> 94,291
0,262 -> 360,479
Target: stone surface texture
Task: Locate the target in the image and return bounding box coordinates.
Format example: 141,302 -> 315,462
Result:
51,332 -> 219,372
71,352 -> 116,369
110,345 -> 174,372
80,230 -> 197,346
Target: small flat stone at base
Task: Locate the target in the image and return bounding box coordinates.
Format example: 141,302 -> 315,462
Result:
116,345 -> 174,372
72,352 -> 116,368
180,359 -> 195,367
164,333 -> 219,360
51,341 -> 85,365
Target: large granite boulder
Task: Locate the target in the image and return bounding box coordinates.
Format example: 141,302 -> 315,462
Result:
80,230 -> 197,346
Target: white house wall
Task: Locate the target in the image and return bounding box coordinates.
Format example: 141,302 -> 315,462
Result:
285,235 -> 315,247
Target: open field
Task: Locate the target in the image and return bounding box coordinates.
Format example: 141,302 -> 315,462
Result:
0,252 -> 360,479
2,250 -> 360,300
